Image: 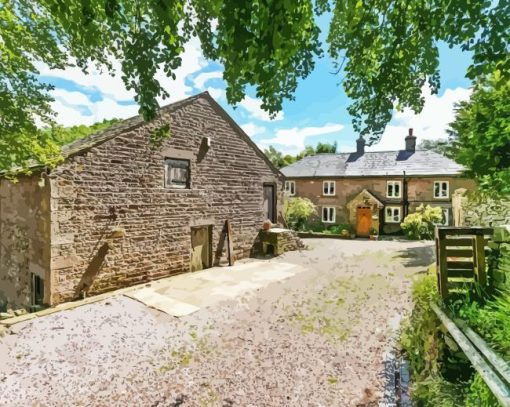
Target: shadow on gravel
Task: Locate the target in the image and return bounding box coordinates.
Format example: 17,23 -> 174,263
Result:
395,245 -> 435,268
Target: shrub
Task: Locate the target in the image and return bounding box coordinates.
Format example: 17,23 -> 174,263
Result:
283,197 -> 316,231
400,204 -> 443,240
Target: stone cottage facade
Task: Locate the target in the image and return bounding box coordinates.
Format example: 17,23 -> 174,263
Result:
0,92 -> 282,310
281,129 -> 476,236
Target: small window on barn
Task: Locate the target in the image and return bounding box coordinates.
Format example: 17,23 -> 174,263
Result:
322,207 -> 336,223
323,181 -> 336,196
385,206 -> 401,223
386,181 -> 402,198
165,158 -> 190,189
285,181 -> 295,196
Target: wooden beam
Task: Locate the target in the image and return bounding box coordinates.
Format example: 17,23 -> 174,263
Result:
446,249 -> 474,258
431,303 -> 510,407
460,324 -> 510,386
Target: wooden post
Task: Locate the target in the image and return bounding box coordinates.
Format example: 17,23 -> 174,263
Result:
436,228 -> 449,299
474,234 -> 487,287
226,220 -> 235,266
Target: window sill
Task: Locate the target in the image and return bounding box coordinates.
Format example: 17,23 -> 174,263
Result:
322,220 -> 336,224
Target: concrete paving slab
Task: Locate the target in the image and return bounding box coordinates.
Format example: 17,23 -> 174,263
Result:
125,260 -> 308,317
126,288 -> 200,317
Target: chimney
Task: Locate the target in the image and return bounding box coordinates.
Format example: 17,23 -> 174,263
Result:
405,128 -> 416,152
356,136 -> 365,155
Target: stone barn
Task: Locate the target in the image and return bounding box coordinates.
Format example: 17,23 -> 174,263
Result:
0,92 -> 283,311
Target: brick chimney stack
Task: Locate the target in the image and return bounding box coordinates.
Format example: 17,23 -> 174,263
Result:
356,135 -> 365,155
405,128 -> 416,152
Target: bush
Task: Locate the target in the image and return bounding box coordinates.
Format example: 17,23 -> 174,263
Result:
400,204 -> 443,240
283,197 -> 316,231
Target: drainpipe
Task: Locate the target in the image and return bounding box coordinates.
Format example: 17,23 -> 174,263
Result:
403,171 -> 409,218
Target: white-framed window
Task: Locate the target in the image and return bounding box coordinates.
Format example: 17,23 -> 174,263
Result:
323,180 -> 336,196
165,158 -> 190,189
386,181 -> 402,198
434,181 -> 449,199
285,180 -> 296,196
322,207 -> 336,223
385,206 -> 401,223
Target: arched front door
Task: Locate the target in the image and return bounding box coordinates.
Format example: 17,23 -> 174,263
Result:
356,207 -> 372,237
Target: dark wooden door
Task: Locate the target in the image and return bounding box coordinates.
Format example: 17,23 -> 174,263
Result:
191,226 -> 211,271
356,207 -> 372,237
263,184 -> 276,223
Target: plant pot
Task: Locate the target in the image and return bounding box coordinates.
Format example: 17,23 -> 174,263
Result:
369,235 -> 379,241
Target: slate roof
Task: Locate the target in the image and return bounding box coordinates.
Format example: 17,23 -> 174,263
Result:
280,150 -> 466,178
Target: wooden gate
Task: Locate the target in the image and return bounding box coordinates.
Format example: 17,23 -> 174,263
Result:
435,227 -> 493,299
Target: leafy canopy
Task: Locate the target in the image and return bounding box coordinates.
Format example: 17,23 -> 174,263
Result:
1,0 -> 508,169
264,141 -> 337,168
448,73 -> 510,195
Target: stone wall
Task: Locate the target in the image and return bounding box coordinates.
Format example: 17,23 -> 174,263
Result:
0,175 -> 51,310
489,226 -> 510,291
48,95 -> 282,304
454,190 -> 510,227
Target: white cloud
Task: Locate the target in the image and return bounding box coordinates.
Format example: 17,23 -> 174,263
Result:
206,87 -> 225,100
366,86 -> 471,152
241,122 -> 266,137
49,89 -> 139,127
238,95 -> 284,122
259,122 -> 344,154
36,37 -> 209,126
192,71 -> 223,88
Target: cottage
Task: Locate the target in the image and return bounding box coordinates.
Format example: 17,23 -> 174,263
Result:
281,129 -> 476,236
0,92 -> 283,311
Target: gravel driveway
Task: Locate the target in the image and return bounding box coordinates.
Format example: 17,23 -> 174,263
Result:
0,238 -> 434,407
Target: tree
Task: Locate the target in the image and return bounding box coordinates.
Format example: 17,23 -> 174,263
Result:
418,139 -> 451,157
2,0 -> 508,169
448,73 -> 510,195
315,141 -> 337,154
50,119 -> 120,146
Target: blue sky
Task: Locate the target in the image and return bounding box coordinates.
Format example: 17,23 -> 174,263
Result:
37,16 -> 473,155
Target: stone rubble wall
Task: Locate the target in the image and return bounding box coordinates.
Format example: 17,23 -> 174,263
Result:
48,96 -> 283,305
0,175 -> 51,311
453,189 -> 510,227
489,225 -> 510,291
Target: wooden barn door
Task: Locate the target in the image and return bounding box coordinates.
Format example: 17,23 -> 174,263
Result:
356,207 -> 372,237
191,226 -> 212,272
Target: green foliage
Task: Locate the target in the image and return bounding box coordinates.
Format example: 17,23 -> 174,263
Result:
466,373 -> 500,407
283,197 -> 316,231
451,289 -> 510,360
328,0 -> 509,142
264,141 -> 337,169
263,146 -> 298,169
449,73 -> 510,195
400,205 -> 443,240
50,119 -> 120,146
149,124 -> 171,148
2,0 -> 508,169
418,139 -> 452,157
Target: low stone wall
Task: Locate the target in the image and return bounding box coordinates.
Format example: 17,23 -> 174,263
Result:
297,232 -> 354,240
489,225 -> 510,291
252,228 -> 305,256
